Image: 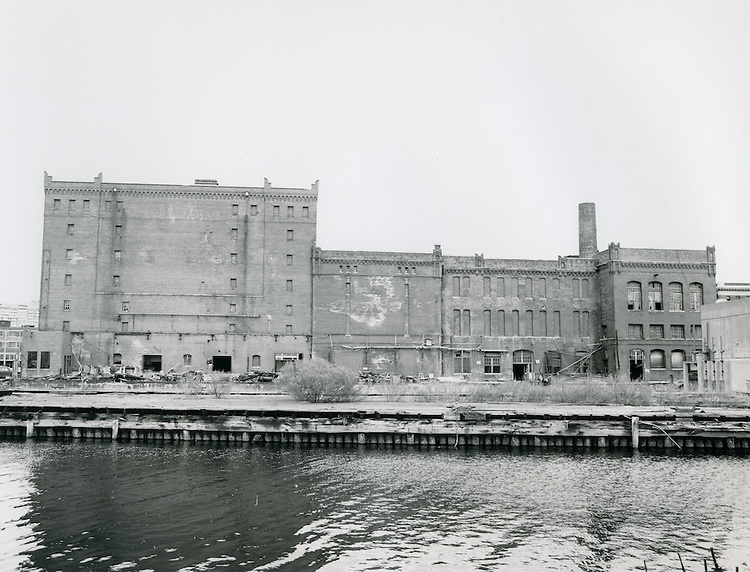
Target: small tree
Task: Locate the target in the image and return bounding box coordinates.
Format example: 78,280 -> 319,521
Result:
280,358 -> 360,403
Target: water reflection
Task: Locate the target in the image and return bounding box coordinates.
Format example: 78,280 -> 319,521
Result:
0,442 -> 747,571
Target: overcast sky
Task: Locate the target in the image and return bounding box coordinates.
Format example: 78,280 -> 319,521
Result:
1,1 -> 748,305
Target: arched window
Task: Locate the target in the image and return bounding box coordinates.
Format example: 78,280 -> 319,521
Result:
671,350 -> 685,370
627,281 -> 642,310
650,349 -> 666,369
669,282 -> 684,311
251,355 -> 261,368
689,283 -> 704,311
629,349 -> 644,380
648,282 -> 663,311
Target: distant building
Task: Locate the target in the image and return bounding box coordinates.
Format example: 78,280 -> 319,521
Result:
717,283 -> 750,301
700,298 -> 750,392
0,302 -> 39,328
28,173 -> 718,385
0,320 -> 22,376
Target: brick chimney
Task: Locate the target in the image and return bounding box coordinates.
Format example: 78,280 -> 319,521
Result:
578,202 -> 598,258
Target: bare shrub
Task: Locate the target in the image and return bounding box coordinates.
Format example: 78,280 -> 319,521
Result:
179,370 -> 204,396
208,374 -> 232,398
280,359 -> 360,403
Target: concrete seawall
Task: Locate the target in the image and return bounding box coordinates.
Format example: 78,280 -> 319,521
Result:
2,391 -> 750,453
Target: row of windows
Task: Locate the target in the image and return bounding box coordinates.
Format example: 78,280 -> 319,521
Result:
27,351 -> 51,369
117,320 -> 296,335
627,281 -> 703,311
452,309 -> 591,337
66,249 -> 297,265
453,276 -> 591,299
53,198 -> 310,218
627,323 -> 702,340
630,349 -> 687,370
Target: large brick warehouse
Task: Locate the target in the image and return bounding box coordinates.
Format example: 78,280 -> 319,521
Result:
23,173 -> 717,383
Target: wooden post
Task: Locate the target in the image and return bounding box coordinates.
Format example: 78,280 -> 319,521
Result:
25,420 -> 35,439
111,419 -> 119,441
631,416 -> 640,450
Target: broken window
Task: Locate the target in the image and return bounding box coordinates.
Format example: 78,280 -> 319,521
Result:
628,324 -> 643,339
649,324 -> 664,339
627,281 -> 642,310
648,282 -> 663,311
689,283 -> 703,311
63,300 -> 71,311
143,355 -> 162,372
251,355 -> 261,368
64,274 -> 72,286
230,253 -> 238,264
669,282 -> 684,311
40,351 -> 50,369
27,351 -> 38,369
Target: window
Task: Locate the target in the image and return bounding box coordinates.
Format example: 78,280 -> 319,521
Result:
511,310 -> 520,336
573,278 -> 580,298
105,200 -> 112,212
183,354 -> 192,366
63,300 -> 71,311
670,325 -> 685,339
121,301 -> 129,313
67,224 -> 75,235
454,351 -> 471,374
53,198 -> 61,210
517,279 -> 526,298
62,321 -> 70,332
484,353 -> 502,374
231,228 -> 238,240
537,278 -> 546,298
273,205 -> 280,216
453,276 -> 461,296
287,205 -> 294,217
669,282 -> 684,311
286,279 -> 293,292
287,229 -> 294,241
286,304 -> 293,316
230,252 -> 238,264
628,324 -> 644,339
113,275 -> 120,287
689,283 -> 704,311
115,224 -> 122,236
497,277 -> 505,297
553,277 -> 560,290
232,203 -> 239,215
113,353 -> 122,365
582,311 -> 590,337
116,200 -> 124,211
462,276 -> 470,296
573,311 -> 581,337
525,310 -> 534,336
302,206 -> 309,217
462,310 -> 471,336
66,249 -> 74,261
483,309 -> 491,335
539,310 -> 548,336
648,282 -> 663,311
83,199 -> 90,212
250,204 -> 258,215
483,277 -> 491,296
497,310 -> 505,335
40,352 -> 50,369
68,199 -> 76,212
114,250 -> 121,262
229,303 -> 237,314
27,351 -> 38,369
582,279 -> 590,298
553,311 -> 561,336
251,355 -> 261,368
286,254 -> 293,265
64,274 -> 72,286
650,349 -> 666,369
627,282 -> 642,310
691,324 -> 702,339
285,325 -> 293,335
230,278 -> 237,290
453,309 -> 462,335
510,277 -> 518,297
525,278 -> 533,297
649,324 -> 664,339
121,321 -> 128,332
671,350 -> 685,370
229,323 -> 236,333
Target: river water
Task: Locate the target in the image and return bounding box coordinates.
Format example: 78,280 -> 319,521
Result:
0,441 -> 748,572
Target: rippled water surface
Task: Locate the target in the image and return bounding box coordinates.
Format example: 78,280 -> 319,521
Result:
0,441 -> 748,571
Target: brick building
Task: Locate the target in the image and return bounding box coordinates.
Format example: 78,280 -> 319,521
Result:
27,174 -> 718,383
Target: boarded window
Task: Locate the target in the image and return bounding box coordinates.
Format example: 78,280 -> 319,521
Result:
671,350 -> 685,369
628,324 -> 643,339
650,349 -> 666,369
670,325 -> 685,339
251,355 -> 261,368
649,324 -> 664,339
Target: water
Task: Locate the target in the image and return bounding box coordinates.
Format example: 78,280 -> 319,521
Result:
0,442 -> 748,571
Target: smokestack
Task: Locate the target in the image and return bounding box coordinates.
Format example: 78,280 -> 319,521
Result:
578,202 -> 598,258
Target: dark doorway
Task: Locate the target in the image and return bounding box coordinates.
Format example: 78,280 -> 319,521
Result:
143,355 -> 163,372
212,355 -> 232,372
629,350 -> 644,381
512,363 -> 529,381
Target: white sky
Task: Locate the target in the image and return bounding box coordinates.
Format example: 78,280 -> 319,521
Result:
1,1 -> 749,305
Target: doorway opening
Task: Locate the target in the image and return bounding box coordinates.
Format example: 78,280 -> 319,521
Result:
629,349 -> 644,380
212,355 -> 232,372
